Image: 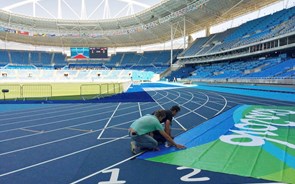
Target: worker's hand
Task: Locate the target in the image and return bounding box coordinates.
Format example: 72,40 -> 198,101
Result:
175,144 -> 186,149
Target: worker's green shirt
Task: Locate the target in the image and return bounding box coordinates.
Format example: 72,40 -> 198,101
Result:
130,114 -> 164,135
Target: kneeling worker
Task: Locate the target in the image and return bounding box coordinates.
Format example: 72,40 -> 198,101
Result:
129,110 -> 185,154
152,105 -> 181,145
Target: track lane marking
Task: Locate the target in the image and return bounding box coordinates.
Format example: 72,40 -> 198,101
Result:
70,151 -> 144,184
97,103 -> 121,139
0,120 -> 136,156
0,135 -> 129,178
138,102 -> 142,117
19,128 -> 44,133
153,90 -> 208,121
0,104 -> 160,143
147,89 -> 187,131
0,104 -> 138,134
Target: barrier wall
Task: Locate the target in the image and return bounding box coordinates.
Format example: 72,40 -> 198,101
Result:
0,82 -> 128,100
185,78 -> 295,85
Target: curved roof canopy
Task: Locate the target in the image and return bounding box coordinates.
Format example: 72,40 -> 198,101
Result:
0,0 -> 279,47
1,0 -> 161,20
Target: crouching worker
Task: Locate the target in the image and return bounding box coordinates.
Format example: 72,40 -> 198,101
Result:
152,105 -> 181,146
129,110 -> 186,154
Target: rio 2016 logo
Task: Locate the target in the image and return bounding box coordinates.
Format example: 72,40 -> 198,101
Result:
220,107 -> 295,148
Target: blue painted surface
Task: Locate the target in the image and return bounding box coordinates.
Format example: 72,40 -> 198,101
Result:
0,104 -> 53,112
263,141 -> 295,169
199,83 -> 295,93
0,91 -> 154,104
195,85 -> 295,102
139,106 -> 240,160
114,159 -> 273,184
127,82 -> 182,93
0,84 -> 294,183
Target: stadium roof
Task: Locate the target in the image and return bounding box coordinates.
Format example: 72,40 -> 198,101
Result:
0,0 -> 279,47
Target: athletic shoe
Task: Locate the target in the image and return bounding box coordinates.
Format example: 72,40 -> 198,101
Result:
130,141 -> 137,154
165,142 -> 172,148
153,147 -> 160,151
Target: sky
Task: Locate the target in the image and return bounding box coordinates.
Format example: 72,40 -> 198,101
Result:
0,0 -> 161,20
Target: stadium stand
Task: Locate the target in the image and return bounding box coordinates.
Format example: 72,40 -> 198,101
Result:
0,48 -> 183,83
0,6 -> 294,85
169,56 -> 295,81
167,6 -> 295,85
53,52 -> 67,67
181,6 -> 295,57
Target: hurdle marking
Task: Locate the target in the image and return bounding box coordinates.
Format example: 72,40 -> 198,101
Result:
0,120 -> 135,156
66,127 -> 93,133
19,128 -> 44,133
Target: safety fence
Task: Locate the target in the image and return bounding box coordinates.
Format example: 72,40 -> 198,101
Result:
0,83 -> 123,100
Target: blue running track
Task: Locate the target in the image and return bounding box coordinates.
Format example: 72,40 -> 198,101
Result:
0,82 -> 294,184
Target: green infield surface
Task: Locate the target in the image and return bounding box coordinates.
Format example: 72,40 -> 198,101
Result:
0,82 -> 124,100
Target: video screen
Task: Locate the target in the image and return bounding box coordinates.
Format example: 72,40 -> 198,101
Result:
70,48 -> 89,59
89,47 -> 108,58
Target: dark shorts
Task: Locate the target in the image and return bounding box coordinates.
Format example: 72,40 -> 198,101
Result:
153,131 -> 166,144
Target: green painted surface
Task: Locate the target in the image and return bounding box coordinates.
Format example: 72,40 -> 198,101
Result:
147,106 -> 295,183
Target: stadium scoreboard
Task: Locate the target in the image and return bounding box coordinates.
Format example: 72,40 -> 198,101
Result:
71,47 -> 108,59
89,47 -> 108,58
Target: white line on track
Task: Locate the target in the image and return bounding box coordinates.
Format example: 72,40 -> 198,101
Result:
176,91 -> 210,119
97,103 -> 121,139
150,90 -> 170,101
0,135 -> 129,178
70,151 -> 144,184
3,86 -> 289,182
133,102 -> 163,113
0,103 -> 117,127
0,108 -> 110,134
0,103 -> 104,123
148,90 -> 187,131
96,137 -> 130,140
172,89 -> 222,112
144,91 -> 192,111
183,91 -> 221,111
171,90 -> 182,102
0,120 -> 135,156
199,88 -> 295,106
214,92 -> 295,106
0,116 -> 113,143
154,90 -> 208,120
138,102 -> 142,117
211,92 -> 228,116
1,86 -> 293,183
0,104 -> 159,143
205,92 -> 272,106
0,103 -> 138,134
19,128 -> 44,133
0,104 -> 81,117
65,127 -> 93,133
176,90 -> 195,106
